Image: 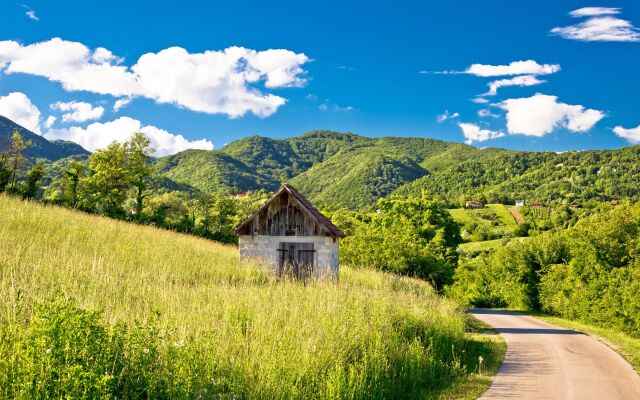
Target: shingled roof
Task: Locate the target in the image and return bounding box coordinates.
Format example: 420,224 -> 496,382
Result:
232,183 -> 346,238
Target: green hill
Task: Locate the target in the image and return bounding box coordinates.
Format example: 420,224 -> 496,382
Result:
156,132 -> 473,207
155,130 -> 640,209
0,195 -> 503,399
394,146 -> 640,205
0,115 -> 89,161
4,114 -> 638,210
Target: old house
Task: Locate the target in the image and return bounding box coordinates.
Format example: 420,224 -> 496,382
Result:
465,200 -> 484,209
232,184 -> 345,280
515,200 -> 525,207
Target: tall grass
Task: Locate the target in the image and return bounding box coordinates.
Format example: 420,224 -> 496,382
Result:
0,195 -> 491,399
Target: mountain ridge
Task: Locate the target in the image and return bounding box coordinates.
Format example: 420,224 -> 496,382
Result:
0,115 -> 89,161
2,115 -> 638,209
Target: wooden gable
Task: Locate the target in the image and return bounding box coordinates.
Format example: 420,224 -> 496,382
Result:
233,184 -> 345,238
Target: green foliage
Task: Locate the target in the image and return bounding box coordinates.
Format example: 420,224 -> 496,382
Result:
448,205 -> 640,338
60,159 -> 87,207
126,132 -> 154,216
334,194 -> 462,288
0,195 -> 501,399
84,141 -> 130,217
21,159 -> 45,199
396,146 -> 640,206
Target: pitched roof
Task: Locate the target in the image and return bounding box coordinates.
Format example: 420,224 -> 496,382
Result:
232,183 -> 346,238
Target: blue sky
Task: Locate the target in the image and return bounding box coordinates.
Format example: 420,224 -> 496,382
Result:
0,1 -> 638,155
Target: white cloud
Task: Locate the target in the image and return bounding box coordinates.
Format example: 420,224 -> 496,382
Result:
0,92 -> 41,133
44,116 -> 214,156
113,97 -> 132,111
51,101 -> 104,122
569,7 -> 620,17
466,60 -> 561,77
471,97 -> 489,104
613,124 -> 640,144
18,5 -> 39,21
485,75 -> 546,96
478,109 -> 500,118
436,110 -> 460,122
551,8 -> 640,42
44,115 -> 56,129
458,122 -> 504,144
498,94 -> 604,136
0,38 -> 310,118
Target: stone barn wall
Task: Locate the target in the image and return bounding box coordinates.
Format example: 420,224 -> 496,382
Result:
239,235 -> 339,279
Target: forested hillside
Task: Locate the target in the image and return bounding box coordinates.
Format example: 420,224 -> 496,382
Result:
153,129 -> 640,209
2,115 -> 639,210
0,116 -> 89,162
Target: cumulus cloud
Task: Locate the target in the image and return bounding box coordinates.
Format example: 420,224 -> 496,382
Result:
485,75 -> 546,96
613,124 -> 640,144
458,122 -> 504,144
51,101 -> 104,122
436,110 -> 460,123
0,92 -> 41,133
551,8 -> 640,42
0,38 -> 310,118
44,116 -> 214,156
498,94 -> 604,136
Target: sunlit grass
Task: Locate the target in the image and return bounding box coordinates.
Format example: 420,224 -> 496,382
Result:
0,195 -> 502,398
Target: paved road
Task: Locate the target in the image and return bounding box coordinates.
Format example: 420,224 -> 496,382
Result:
470,309 -> 640,400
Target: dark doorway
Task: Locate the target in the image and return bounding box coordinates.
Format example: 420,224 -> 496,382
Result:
277,242 -> 315,279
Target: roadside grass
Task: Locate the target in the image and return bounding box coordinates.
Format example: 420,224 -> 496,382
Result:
434,314 -> 506,400
0,195 -> 504,399
529,312 -> 640,373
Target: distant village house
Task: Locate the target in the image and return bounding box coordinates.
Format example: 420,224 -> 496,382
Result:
515,200 -> 525,207
465,200 -> 484,209
232,184 -> 345,280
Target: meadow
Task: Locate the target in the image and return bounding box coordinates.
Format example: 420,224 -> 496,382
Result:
448,204 -> 519,243
0,195 -> 501,399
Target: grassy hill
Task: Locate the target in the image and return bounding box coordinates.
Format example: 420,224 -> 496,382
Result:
449,204 -> 520,243
0,195 -> 503,399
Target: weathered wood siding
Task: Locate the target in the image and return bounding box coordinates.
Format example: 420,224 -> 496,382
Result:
236,191 -> 331,237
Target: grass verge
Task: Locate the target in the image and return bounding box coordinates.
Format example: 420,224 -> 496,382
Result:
433,314 -> 506,400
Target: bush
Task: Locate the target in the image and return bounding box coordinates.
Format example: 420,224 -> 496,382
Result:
448,205 -> 640,338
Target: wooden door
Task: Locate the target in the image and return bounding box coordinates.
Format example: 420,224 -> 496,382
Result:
278,242 -> 315,280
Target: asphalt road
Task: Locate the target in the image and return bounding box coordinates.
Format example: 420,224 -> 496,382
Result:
469,309 -> 640,400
